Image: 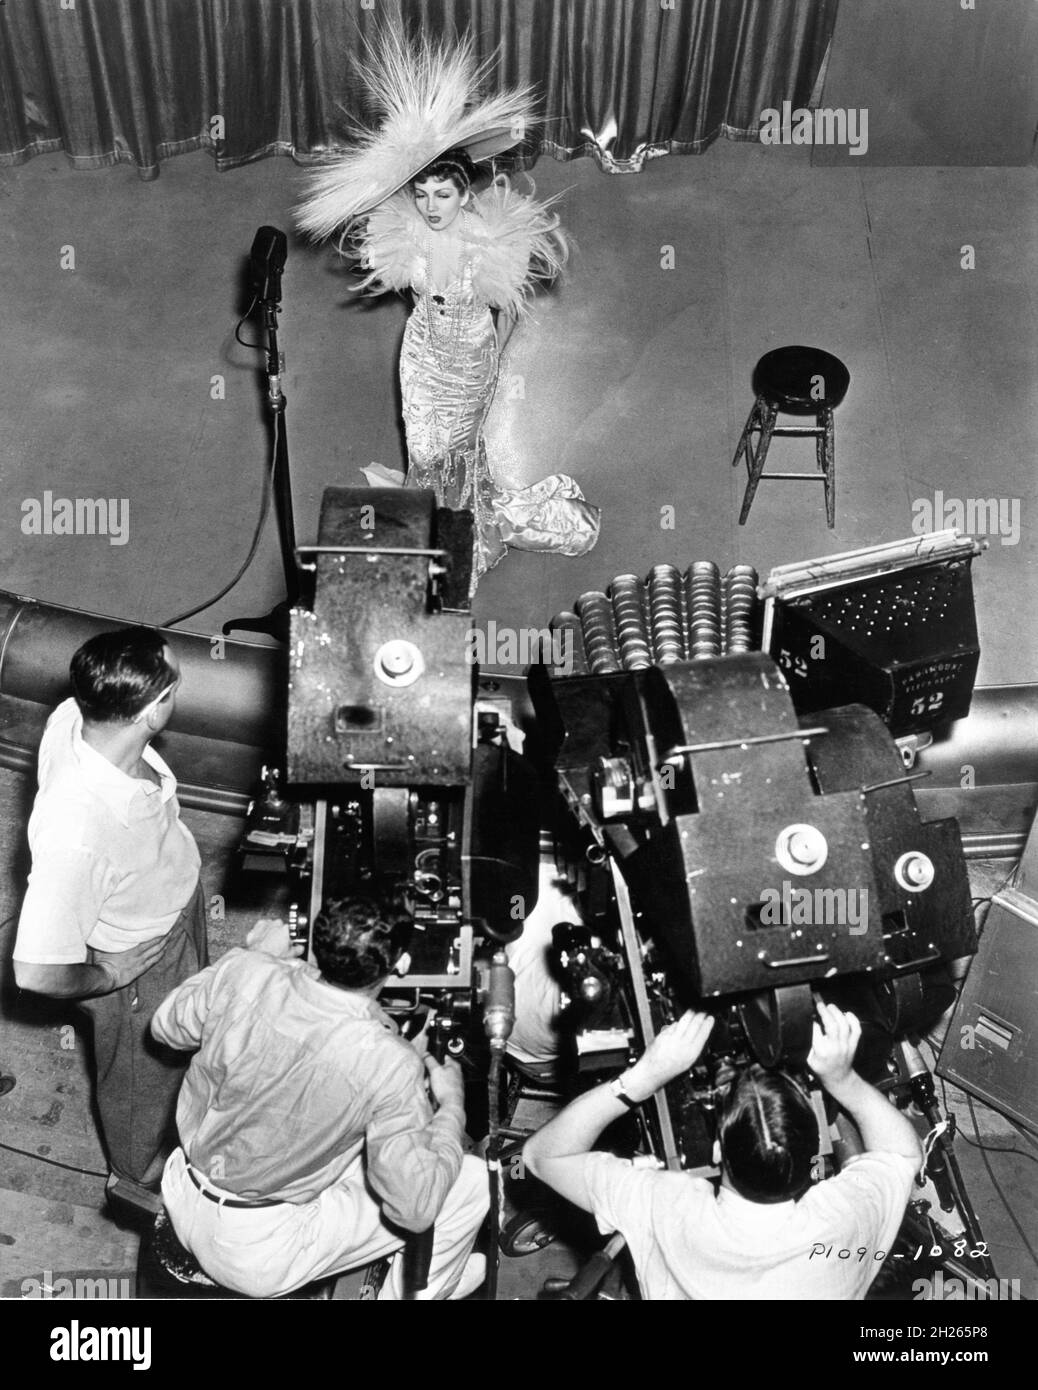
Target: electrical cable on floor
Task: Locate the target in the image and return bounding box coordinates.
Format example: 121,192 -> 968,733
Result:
1008,1120 -> 1038,1154
161,410 -> 279,628
994,861 -> 1020,896
931,1064 -> 1038,1165
974,863 -> 1021,911
0,1138 -> 107,1179
956,1130 -> 1038,1166
966,1094 -> 1038,1271
970,864 -> 1021,932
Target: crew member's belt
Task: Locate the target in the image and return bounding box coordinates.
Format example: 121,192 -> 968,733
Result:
186,1165 -> 283,1209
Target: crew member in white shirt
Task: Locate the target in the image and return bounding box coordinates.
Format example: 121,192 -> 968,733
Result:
524,1002 -> 922,1299
14,627 -> 205,1224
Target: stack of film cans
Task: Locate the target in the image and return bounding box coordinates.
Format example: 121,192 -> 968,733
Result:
609,574 -> 653,670
555,560 -> 760,674
572,591 -> 620,674
684,561 -> 722,660
723,564 -> 758,654
647,565 -> 685,665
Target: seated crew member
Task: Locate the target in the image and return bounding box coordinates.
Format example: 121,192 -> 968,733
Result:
13,628 -> 205,1223
524,1002 -> 922,1300
151,893 -> 489,1300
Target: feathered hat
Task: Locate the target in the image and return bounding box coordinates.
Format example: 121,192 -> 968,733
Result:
295,30 -> 536,239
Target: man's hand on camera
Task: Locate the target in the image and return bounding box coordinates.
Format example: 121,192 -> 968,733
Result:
92,935 -> 168,991
807,1001 -> 861,1095
624,1010 -> 715,1102
407,1009 -> 432,1060
425,1054 -> 465,1114
246,917 -> 305,960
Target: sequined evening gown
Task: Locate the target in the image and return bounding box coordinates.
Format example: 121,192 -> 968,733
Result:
354,181 -> 600,590
400,258 -> 508,577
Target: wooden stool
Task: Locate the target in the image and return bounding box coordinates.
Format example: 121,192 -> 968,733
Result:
136,1208 -> 384,1300
732,346 -> 850,527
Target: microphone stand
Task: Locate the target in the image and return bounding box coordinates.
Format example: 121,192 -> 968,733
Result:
224,244 -> 301,642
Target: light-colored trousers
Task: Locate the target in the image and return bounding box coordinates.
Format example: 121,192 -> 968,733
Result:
162,1146 -> 488,1300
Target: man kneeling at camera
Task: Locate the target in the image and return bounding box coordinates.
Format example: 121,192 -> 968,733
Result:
524,1002 -> 921,1299
151,892 -> 488,1299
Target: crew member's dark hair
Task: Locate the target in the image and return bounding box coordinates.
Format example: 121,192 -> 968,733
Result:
312,890 -> 413,989
412,146 -> 478,194
718,1063 -> 818,1204
70,627 -> 176,725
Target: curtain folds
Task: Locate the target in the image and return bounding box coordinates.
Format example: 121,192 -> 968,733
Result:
0,0 -> 838,180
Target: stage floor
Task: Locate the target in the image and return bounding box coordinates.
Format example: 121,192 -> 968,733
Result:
0,140 -> 1034,685
0,133 -> 1034,1305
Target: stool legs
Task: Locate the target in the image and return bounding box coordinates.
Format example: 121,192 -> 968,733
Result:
731,395 -> 762,473
732,398 -> 836,528
820,407 -> 836,528
732,396 -> 778,525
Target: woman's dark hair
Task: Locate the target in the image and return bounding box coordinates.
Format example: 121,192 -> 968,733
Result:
70,627 -> 175,725
312,891 -> 413,989
412,146 -> 478,194
718,1063 -> 818,1204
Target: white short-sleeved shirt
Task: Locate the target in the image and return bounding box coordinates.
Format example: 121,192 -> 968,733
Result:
13,698 -> 200,960
584,1149 -> 917,1300
505,863 -> 583,1068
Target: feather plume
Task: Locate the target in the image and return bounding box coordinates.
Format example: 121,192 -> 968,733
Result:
295,30 -> 536,239
349,176 -> 567,318
468,175 -> 568,317
351,192 -> 425,294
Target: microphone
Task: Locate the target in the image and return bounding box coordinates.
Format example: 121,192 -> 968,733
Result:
249,226 -> 287,303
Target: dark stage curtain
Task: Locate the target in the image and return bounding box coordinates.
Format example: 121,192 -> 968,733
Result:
0,0 -> 837,180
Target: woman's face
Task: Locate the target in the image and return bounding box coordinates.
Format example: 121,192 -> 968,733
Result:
413,176 -> 468,232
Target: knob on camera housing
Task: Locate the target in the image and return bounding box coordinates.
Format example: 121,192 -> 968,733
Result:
774,823 -> 828,876
373,639 -> 425,688
893,851 -> 935,893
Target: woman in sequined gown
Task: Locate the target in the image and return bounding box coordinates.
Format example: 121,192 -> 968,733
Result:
356,149 -> 600,586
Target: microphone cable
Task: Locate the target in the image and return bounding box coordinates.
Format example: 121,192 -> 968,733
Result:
161,408 -> 278,629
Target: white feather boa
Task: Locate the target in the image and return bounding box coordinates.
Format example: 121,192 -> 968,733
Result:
351,176 -> 568,318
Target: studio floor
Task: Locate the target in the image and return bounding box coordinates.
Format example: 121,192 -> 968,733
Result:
0,140 -> 1034,684
0,135 -> 1035,1301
